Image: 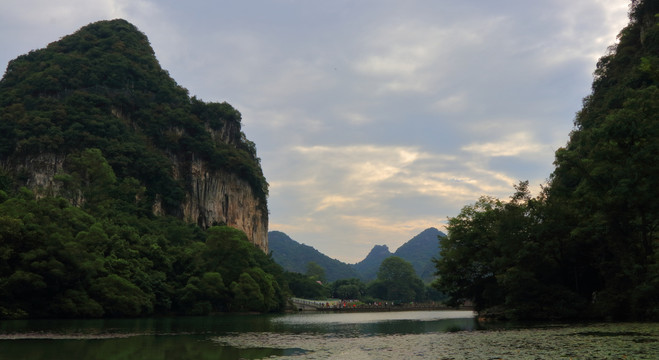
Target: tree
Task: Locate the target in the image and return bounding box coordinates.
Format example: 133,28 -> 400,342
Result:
546,2 -> 659,319
230,272 -> 264,312
284,271 -> 329,300
434,182 -> 587,319
434,196 -> 503,310
57,148 -> 117,212
176,272 -> 229,315
305,261 -> 326,283
90,274 -> 153,317
329,278 -> 365,300
373,256 -> 424,302
246,267 -> 280,312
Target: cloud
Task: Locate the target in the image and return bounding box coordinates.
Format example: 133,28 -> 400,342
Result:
338,215 -> 443,243
340,111 -> 374,126
351,18 -> 502,94
461,132 -> 549,158
0,0 -> 630,263
432,93 -> 468,114
315,195 -> 356,212
272,144 -> 521,221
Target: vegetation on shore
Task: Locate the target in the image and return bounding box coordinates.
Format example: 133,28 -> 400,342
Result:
0,184 -> 287,318
0,19 -> 275,319
286,257 -> 445,305
434,0 -> 659,321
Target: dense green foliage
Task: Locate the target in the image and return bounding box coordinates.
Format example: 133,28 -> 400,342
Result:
0,19 -> 283,318
0,183 -> 287,318
435,1 -> 659,320
435,182 -> 586,319
305,261 -> 327,283
283,255 -> 441,303
368,257 -> 425,303
284,271 -> 330,300
328,278 -> 366,299
0,19 -> 267,212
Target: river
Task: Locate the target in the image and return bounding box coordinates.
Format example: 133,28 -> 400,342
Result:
0,310 -> 657,359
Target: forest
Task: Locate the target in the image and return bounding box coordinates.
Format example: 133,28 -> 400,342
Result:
0,19 -> 278,318
0,170 -> 287,318
434,0 -> 659,321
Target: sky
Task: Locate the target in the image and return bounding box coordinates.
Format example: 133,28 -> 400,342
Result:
0,0 -> 630,263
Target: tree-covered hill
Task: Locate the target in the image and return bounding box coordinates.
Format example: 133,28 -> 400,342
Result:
0,19 -> 267,211
393,227 -> 445,282
353,228 -> 445,282
435,0 -> 659,321
0,19 -> 281,319
268,231 -> 359,282
271,228 -> 444,283
352,244 -> 393,281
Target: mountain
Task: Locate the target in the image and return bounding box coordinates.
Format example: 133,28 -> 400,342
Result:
0,19 -> 289,319
269,228 -> 445,283
353,227 -> 445,282
352,244 -> 393,281
394,227 -> 445,282
268,231 -> 359,282
0,19 -> 268,250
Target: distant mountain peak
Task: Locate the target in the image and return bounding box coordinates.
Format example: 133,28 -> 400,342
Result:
268,228 -> 444,283
268,231 -> 358,282
368,244 -> 390,256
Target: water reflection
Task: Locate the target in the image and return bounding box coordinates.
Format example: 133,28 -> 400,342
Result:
0,310 -> 476,359
0,336 -> 302,360
269,310 -> 477,335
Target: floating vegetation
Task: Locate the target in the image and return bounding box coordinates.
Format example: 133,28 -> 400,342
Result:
215,323 -> 659,359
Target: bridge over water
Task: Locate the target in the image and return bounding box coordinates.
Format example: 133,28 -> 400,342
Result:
289,298 -> 463,312
290,298 -> 340,310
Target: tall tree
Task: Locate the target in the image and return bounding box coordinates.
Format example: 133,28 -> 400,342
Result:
372,256 -> 424,302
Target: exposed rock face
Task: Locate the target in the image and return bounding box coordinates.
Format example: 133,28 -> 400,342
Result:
177,157 -> 268,252
2,110 -> 268,252
2,153 -> 66,194
3,153 -> 268,252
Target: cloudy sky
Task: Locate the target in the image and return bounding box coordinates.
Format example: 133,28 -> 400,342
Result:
1,0 -> 630,262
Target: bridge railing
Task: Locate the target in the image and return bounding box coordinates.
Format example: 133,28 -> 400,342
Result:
290,298 -> 341,308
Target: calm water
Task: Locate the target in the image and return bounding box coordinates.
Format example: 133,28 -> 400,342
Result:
0,310 -> 477,359
2,311 -> 658,359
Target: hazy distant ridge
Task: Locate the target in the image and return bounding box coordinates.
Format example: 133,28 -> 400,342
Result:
268,231 -> 359,282
269,227 -> 445,283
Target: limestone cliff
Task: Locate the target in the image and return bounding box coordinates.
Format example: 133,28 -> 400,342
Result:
0,19 -> 268,251
177,158 -> 268,252
2,150 -> 269,253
